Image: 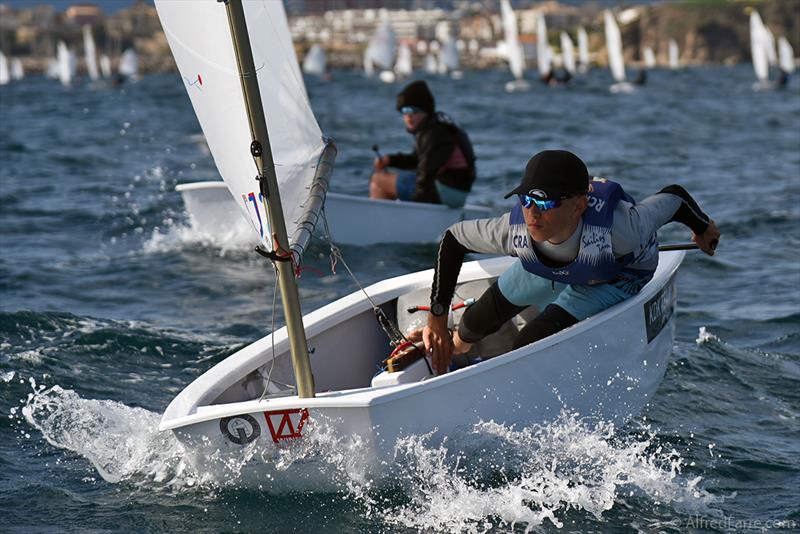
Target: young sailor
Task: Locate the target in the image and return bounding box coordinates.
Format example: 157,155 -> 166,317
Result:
369,80 -> 476,208
419,149 -> 720,374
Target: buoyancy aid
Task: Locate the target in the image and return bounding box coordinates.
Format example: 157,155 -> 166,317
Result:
508,178 -> 656,291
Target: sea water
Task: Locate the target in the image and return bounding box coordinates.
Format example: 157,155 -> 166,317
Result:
1,66 -> 799,532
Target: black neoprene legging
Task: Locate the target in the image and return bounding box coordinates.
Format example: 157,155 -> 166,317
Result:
458,281 -> 579,350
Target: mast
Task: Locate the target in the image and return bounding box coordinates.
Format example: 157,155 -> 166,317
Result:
223,0 -> 315,398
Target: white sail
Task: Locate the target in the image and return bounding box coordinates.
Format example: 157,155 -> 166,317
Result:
394,43 -> 412,77
778,36 -> 795,74
604,10 -> 625,83
0,52 -> 9,85
45,57 -> 59,79
764,27 -> 777,66
577,26 -> 589,68
83,25 -> 100,81
155,0 -> 325,250
10,57 -> 23,80
500,0 -> 525,80
302,43 -> 326,75
439,37 -> 459,73
57,41 -> 75,86
363,43 -> 375,76
560,31 -> 576,74
424,53 -> 437,74
750,11 -> 769,83
536,11 -> 551,77
668,39 -> 679,69
99,54 -> 112,78
367,21 -> 396,71
119,48 -> 139,78
643,46 -> 656,68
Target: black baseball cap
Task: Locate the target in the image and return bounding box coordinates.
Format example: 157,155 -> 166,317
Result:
504,150 -> 590,200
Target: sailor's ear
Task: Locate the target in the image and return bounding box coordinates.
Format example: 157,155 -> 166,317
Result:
574,195 -> 588,215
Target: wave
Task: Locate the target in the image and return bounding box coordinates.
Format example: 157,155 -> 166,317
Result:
16,379 -> 720,532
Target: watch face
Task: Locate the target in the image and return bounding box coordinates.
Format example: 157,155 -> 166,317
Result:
431,302 -> 446,316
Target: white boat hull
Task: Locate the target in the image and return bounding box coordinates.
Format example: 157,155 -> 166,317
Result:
175,181 -> 493,246
162,252 -> 685,489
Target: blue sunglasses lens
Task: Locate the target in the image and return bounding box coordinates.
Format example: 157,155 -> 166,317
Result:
399,106 -> 420,115
519,195 -> 559,211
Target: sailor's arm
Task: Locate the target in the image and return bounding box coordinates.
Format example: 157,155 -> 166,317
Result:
386,151 -> 418,170
424,214 -> 512,373
612,185 -> 720,256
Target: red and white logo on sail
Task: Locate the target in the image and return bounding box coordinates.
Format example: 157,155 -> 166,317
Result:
264,408 -> 309,443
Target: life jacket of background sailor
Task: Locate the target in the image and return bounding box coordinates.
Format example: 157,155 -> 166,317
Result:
508,178 -> 656,288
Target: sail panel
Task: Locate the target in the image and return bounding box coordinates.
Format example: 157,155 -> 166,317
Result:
750,12 -> 768,82
500,0 -> 524,80
577,27 -> 589,67
536,12 -> 551,77
604,10 -> 625,83
778,36 -> 795,74
560,31 -> 576,74
83,25 -> 99,81
155,0 -> 325,251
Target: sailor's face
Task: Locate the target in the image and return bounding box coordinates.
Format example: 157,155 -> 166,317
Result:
403,111 -> 426,132
522,195 -> 587,243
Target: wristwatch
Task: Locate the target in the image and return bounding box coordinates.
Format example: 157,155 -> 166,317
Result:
430,302 -> 447,317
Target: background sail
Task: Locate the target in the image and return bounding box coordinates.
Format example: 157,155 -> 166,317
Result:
750,11 -> 768,83
536,12 -> 551,77
604,10 -> 625,83
500,0 -> 524,80
577,26 -> 589,68
155,0 -> 324,251
560,31 -> 576,74
83,25 -> 99,81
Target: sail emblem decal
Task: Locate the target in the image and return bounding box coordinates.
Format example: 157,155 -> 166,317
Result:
245,192 -> 264,237
264,408 -> 309,443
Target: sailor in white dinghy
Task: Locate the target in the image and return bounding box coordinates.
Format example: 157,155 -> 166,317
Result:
417,150 -> 721,374
370,80 -> 477,209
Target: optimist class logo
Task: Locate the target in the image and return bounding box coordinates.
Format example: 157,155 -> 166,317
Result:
264,408 -> 309,443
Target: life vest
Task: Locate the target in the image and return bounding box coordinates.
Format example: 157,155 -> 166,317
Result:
434,111 -> 476,173
508,178 -> 656,290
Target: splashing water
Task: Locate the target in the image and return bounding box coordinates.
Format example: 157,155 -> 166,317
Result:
19,381 -> 718,531
374,414 -> 717,532
21,380 -> 204,489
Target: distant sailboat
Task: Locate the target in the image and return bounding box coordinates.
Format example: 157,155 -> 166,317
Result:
57,41 -> 76,87
83,25 -> 100,81
366,21 -> 397,83
778,36 -> 795,76
668,39 -> 680,69
536,12 -> 552,79
500,0 -> 528,91
302,43 -> 326,75
604,10 -> 633,93
0,52 -> 9,85
45,57 -> 59,79
424,52 -> 437,74
577,26 -> 589,72
439,36 -> 461,78
394,43 -> 412,79
99,54 -> 112,78
10,58 -> 23,80
643,46 -> 656,69
560,31 -> 576,75
118,48 -> 139,80
750,11 -> 771,89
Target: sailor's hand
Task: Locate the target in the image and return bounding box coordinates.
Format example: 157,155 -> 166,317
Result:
422,313 -> 453,375
693,219 -> 720,256
374,156 -> 389,170
405,327 -> 423,343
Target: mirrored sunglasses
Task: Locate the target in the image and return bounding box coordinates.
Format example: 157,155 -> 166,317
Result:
399,106 -> 423,115
518,194 -> 561,211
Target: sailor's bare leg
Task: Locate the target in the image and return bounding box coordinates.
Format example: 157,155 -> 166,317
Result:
369,170 -> 398,200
